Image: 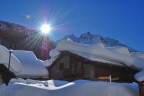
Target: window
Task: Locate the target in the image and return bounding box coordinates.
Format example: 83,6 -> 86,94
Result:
59,63 -> 64,70
77,62 -> 83,68
59,62 -> 70,70
64,63 -> 70,68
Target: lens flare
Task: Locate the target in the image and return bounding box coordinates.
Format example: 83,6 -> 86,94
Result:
40,24 -> 51,34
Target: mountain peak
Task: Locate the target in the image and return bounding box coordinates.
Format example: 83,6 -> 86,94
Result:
60,32 -> 137,52
85,32 -> 92,35
80,32 -> 94,39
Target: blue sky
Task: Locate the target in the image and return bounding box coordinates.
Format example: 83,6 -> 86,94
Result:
0,0 -> 144,51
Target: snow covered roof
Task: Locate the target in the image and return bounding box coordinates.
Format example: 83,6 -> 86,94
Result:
0,45 -> 22,74
42,49 -> 60,67
56,41 -> 144,70
43,40 -> 144,81
13,50 -> 48,78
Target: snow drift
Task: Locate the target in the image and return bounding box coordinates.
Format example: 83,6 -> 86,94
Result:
0,79 -> 139,96
42,49 -> 60,67
0,45 -> 22,74
134,70 -> 144,82
13,50 -> 48,78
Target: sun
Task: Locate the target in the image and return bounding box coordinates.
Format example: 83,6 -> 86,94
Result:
40,24 -> 52,34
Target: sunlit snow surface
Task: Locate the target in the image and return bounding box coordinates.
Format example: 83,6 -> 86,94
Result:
0,79 -> 139,96
12,50 -> 48,78
0,45 -> 22,73
0,45 -> 48,78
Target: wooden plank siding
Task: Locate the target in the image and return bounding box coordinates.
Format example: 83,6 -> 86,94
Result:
48,51 -> 139,82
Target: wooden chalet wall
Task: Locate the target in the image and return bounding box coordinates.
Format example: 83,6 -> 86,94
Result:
49,51 -> 139,82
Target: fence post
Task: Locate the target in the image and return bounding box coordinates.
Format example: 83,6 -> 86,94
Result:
138,82 -> 143,96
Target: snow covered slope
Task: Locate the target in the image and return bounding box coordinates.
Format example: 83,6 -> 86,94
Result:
0,45 -> 22,73
0,79 -> 139,96
58,32 -> 136,52
13,50 -> 48,78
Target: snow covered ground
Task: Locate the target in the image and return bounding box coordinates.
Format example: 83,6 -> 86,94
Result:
0,79 -> 139,96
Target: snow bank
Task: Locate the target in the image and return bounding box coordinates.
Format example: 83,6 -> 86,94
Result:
0,45 -> 22,73
49,49 -> 60,58
0,79 -> 139,96
134,70 -> 144,82
13,50 -> 48,78
42,49 -> 60,67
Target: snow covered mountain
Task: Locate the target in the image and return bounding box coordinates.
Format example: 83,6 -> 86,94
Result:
60,32 -> 136,52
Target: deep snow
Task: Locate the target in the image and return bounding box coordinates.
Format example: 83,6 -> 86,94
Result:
0,79 -> 139,96
134,70 -> 144,82
12,50 -> 48,78
0,45 -> 22,74
0,45 -> 48,78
